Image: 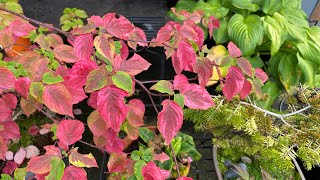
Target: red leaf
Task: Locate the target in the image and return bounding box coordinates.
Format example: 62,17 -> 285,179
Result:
190,22 -> 204,48
8,20 -> 36,37
128,27 -> 147,50
43,83 -> 73,117
103,13 -> 134,39
2,93 -> 17,110
44,145 -> 61,157
57,120 -> 85,146
14,148 -> 26,164
193,58 -> 213,87
240,79 -> 252,99
74,34 -> 93,60
180,23 -> 198,42
107,153 -> 127,173
117,53 -> 151,76
208,16 -> 220,39
104,128 -> 118,145
142,161 -> 170,180
62,166 -> 87,180
3,161 -> 17,175
255,68 -> 268,83
173,74 -> 189,91
0,67 -> 16,90
171,50 -> 183,75
0,121 -> 20,140
87,91 -> 98,109
236,57 -> 252,76
87,110 -> 109,137
153,152 -> 170,163
180,84 -> 214,109
105,137 -> 125,154
222,66 -> 245,101
69,147 -> 98,168
69,59 -> 98,87
94,34 -> 115,61
27,154 -> 55,174
157,100 -> 183,144
15,77 -> 31,99
177,40 -> 197,72
97,86 -> 128,132
54,44 -> 78,63
28,124 -> 40,135
156,21 -> 175,44
89,15 -> 103,27
66,85 -> 87,104
126,99 -> 145,127
0,137 -> 7,160
228,41 -> 242,58
120,40 -> 129,60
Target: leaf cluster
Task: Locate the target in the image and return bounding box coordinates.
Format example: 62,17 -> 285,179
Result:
60,8 -> 88,31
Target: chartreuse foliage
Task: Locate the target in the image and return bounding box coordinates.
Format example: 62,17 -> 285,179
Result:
184,87 -> 320,179
171,0 -> 320,108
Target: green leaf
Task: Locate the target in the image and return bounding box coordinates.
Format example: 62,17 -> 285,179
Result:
46,158 -> 65,180
14,167 -> 27,180
60,14 -> 71,24
231,0 -> 259,12
171,137 -> 182,154
30,82 -> 45,103
150,80 -> 174,95
262,0 -> 282,15
281,0 -> 302,9
134,160 -> 146,180
112,71 -> 132,93
297,27 -> 320,65
1,174 -> 11,180
193,0 -> 229,18
228,14 -> 263,56
261,81 -> 283,109
131,150 -> 141,161
174,94 -> 184,108
213,17 -> 229,44
114,41 -> 122,55
280,8 -> 308,28
278,53 -> 299,90
63,8 -> 72,14
5,2 -> 23,14
51,124 -> 58,141
247,55 -> 265,69
297,53 -> 318,86
177,132 -> 202,161
263,16 -> 287,55
85,67 -> 108,93
75,9 -> 88,18
142,149 -> 153,162
42,72 -> 64,85
138,127 -> 154,143
62,22 -> 72,32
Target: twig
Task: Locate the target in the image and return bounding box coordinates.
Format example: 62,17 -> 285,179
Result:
291,156 -> 306,180
139,76 -> 198,84
0,7 -> 71,38
79,140 -> 101,150
170,143 -> 181,178
213,144 -> 223,180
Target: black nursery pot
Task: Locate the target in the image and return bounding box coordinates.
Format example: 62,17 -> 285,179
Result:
167,0 -> 179,8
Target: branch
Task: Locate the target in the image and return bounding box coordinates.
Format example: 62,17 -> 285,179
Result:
170,143 -> 181,178
139,76 -> 198,84
291,156 -> 306,180
213,144 -> 223,180
0,7 -> 71,38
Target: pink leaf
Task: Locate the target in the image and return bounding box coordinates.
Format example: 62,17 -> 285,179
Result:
103,13 -> 134,39
94,34 -> 116,61
87,110 -> 109,137
54,44 -> 78,63
0,121 -> 20,140
43,83 -> 73,117
120,40 -> 129,60
142,161 -> 170,180
0,67 -> 16,90
173,74 -> 189,91
5,151 -> 13,161
69,59 -> 98,87
69,147 -> 98,168
180,23 -> 198,42
28,124 -> 40,135
157,100 -> 183,144
107,153 -> 127,172
228,41 -> 242,58
236,57 -> 252,76
74,34 -> 93,60
255,68 -> 268,83
9,20 -> 36,37
15,77 -> 31,99
105,137 -> 125,154
128,27 -> 147,50
89,15 -> 103,27
62,166 -> 87,180
190,22 -> 204,48
87,91 -> 98,109
0,137 -> 8,160
14,148 -> 26,164
222,66 -> 245,101
180,84 -> 214,109
171,51 -> 183,75
117,53 -> 151,76
126,99 -> 145,127
208,16 -> 220,39
240,79 -> 252,99
44,145 -> 61,157
156,22 -> 175,44
57,120 -> 85,146
25,145 -> 40,159
2,93 -> 18,110
3,161 -> 17,175
193,58 -> 213,87
177,40 -> 197,72
153,152 -> 170,163
104,128 -> 117,145
66,85 -> 88,104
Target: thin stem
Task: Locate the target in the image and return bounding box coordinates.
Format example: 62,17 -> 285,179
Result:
0,7 -> 71,38
170,143 -> 181,178
139,76 -> 198,84
213,144 -> 223,180
79,140 -> 101,150
291,156 -> 306,180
